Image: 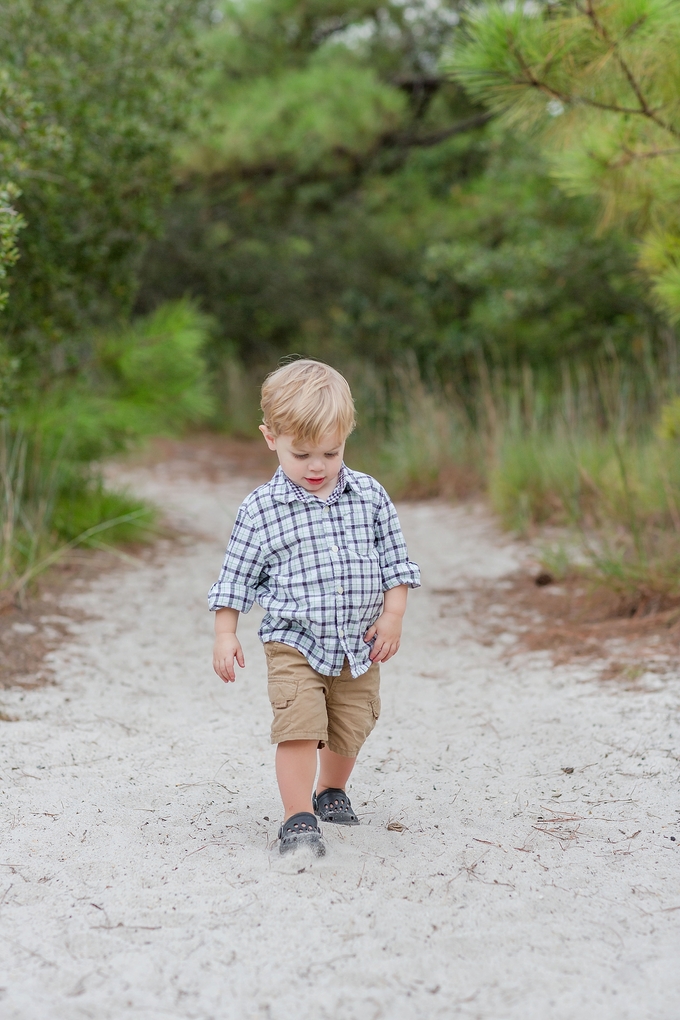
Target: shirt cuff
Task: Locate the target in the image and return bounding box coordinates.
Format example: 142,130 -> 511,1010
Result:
381,561 -> 421,591
208,581 -> 256,613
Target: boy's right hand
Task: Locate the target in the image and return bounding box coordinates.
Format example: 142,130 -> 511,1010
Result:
213,633 -> 245,683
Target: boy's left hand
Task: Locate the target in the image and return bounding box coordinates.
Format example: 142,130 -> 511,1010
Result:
364,611 -> 402,663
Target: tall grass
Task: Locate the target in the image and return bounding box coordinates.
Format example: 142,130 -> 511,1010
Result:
347,364 -> 483,499
0,422 -> 155,607
0,424 -> 60,592
344,339 -> 680,608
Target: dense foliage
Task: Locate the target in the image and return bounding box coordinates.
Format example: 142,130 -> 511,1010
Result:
0,0 -> 203,383
0,1 -> 212,594
138,0 -> 658,383
452,0 -> 680,324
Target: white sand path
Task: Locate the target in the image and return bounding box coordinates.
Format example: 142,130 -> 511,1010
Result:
0,455 -> 679,1020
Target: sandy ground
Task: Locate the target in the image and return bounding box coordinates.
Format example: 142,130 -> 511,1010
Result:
0,450 -> 679,1020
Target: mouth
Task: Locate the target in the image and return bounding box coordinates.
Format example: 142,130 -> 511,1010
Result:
304,477 -> 325,486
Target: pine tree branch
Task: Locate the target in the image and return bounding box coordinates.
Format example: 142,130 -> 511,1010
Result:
607,146 -> 680,169
576,0 -> 680,139
509,31 -> 680,133
190,110 -> 495,192
382,111 -> 493,148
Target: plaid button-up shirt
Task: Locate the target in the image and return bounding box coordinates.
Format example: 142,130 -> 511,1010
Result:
208,465 -> 421,677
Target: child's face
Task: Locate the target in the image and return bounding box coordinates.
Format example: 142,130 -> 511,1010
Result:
259,426 -> 346,498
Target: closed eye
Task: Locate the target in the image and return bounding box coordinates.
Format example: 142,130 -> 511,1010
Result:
292,451 -> 339,459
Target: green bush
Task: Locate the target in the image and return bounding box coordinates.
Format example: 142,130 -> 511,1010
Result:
0,0 -> 202,365
97,299 -> 216,438
1,300 -> 213,600
17,300 -> 215,462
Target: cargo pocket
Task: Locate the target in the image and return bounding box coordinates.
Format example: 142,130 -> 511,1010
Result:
268,680 -> 299,711
369,696 -> 381,721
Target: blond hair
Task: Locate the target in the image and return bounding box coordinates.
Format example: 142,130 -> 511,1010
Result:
261,360 -> 355,443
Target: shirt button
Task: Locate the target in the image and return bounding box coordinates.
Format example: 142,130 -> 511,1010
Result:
332,545 -> 338,552
337,586 -> 343,594
338,629 -> 344,637
323,507 -> 330,513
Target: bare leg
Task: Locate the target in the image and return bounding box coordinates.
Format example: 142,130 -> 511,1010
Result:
275,739 -> 318,821
316,746 -> 357,795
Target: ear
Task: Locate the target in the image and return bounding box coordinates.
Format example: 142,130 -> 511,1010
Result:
259,424 -> 277,451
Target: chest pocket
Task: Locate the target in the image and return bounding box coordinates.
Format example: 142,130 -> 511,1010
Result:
340,503 -> 375,557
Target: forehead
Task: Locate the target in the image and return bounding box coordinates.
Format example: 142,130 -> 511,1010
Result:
285,432 -> 344,452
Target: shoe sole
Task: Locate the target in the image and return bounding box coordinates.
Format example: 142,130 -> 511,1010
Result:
279,833 -> 327,857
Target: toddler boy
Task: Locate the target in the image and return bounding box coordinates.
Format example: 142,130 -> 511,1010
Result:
209,360 -> 420,856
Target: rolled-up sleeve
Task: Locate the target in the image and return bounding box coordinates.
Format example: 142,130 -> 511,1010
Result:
208,504 -> 267,613
374,492 -> 421,591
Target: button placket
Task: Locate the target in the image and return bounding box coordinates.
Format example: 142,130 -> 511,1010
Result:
326,512 -> 340,588
333,494 -> 346,635
328,509 -> 348,649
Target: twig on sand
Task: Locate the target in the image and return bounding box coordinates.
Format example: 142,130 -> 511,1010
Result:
446,851 -> 489,889
473,838 -> 508,852
176,780 -> 237,795
0,933 -> 56,967
533,824 -> 580,840
536,808 -> 584,822
184,837 -> 241,857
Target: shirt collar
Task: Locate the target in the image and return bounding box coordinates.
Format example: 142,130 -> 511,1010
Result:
269,464 -> 372,504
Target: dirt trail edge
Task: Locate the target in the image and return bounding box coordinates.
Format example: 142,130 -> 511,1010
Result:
0,455 -> 678,1020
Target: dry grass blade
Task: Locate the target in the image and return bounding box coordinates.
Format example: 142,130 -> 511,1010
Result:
0,509 -> 151,610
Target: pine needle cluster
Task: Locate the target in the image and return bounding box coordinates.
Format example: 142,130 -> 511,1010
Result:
452,0 -> 680,322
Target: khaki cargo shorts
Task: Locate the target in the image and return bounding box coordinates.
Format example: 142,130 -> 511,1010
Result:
264,641 -> 381,758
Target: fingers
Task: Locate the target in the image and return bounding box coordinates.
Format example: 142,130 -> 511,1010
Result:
370,638 -> 400,663
382,640 -> 399,662
364,625 -> 377,643
212,641 -> 245,684
213,656 -> 237,683
369,638 -> 385,661
371,641 -> 387,662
